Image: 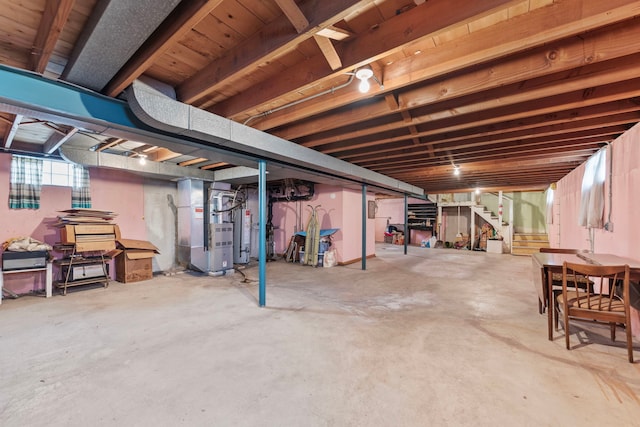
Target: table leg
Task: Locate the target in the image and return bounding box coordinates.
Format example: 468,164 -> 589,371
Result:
548,269 -> 554,341
45,262 -> 52,298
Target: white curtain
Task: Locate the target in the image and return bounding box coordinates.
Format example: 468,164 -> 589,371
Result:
578,149 -> 606,228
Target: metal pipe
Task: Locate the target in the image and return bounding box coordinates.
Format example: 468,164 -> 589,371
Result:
362,183 -> 367,271
258,160 -> 267,306
243,74 -> 355,126
404,194 -> 408,255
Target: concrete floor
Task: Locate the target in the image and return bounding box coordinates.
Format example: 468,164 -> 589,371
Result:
2,244 -> 640,426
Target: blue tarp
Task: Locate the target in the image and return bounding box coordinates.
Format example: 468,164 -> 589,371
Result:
295,228 -> 339,237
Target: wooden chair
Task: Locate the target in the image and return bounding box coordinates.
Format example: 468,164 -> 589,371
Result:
557,262 -> 633,363
538,248 -> 589,316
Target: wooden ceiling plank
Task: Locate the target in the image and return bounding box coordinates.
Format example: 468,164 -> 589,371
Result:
276,17 -> 640,140
200,162 -> 228,170
177,0 -> 371,104
43,127 -> 78,154
104,0 -> 225,97
342,132 -> 618,165
326,111 -> 639,157
178,157 -> 209,166
313,35 -> 342,70
95,137 -> 125,152
29,0 -> 75,73
317,26 -> 353,41
3,114 -> 23,148
216,0 -> 517,120
274,0 -> 310,33
301,77 -> 640,153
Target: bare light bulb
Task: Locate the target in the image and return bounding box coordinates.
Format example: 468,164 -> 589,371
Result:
453,166 -> 460,176
139,156 -> 147,165
358,78 -> 370,93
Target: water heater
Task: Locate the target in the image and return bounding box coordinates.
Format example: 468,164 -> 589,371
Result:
234,208 -> 251,264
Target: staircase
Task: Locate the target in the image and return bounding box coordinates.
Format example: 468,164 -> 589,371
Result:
511,233 -> 550,256
470,205 -> 511,251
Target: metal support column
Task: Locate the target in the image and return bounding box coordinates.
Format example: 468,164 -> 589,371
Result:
258,160 -> 267,307
404,194 -> 408,255
362,183 -> 367,271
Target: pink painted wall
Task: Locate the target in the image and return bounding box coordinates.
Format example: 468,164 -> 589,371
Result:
374,197 -> 433,243
0,153 -> 146,294
549,122 -> 640,335
549,122 -> 640,254
271,184 -> 375,264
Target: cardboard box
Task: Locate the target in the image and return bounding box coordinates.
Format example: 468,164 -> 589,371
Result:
114,239 -> 159,283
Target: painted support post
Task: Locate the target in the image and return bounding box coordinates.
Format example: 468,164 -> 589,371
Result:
471,207 -> 476,251
362,183 -> 367,270
404,193 -> 408,255
258,160 -> 267,307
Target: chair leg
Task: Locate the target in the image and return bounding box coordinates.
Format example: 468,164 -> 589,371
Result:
610,323 -> 616,342
554,303 -> 559,331
626,323 -> 634,363
564,310 -> 571,350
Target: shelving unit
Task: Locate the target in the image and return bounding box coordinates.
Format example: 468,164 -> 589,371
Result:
53,244 -> 109,295
407,202 -> 437,244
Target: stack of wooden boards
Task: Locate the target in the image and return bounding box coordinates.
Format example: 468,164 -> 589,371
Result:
53,209 -> 119,252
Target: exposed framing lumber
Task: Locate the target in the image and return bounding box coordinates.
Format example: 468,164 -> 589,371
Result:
3,114 -> 23,148
214,0 -> 516,119
177,0 -> 371,104
241,0 -> 640,133
43,127 -> 78,154
274,0 -> 309,33
104,0 -> 225,96
30,0 -> 74,73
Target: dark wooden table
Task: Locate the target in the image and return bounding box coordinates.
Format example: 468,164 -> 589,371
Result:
532,252 -> 640,341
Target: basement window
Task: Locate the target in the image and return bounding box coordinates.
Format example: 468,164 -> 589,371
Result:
41,158 -> 74,187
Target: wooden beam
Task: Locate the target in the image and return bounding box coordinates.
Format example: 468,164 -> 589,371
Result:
104,0 -> 225,96
313,35 -> 342,70
177,0 -> 372,104
213,0 -> 528,120
317,26 -> 352,41
274,0 -> 309,33
328,111 -> 640,158
3,114 -> 23,148
178,157 -> 209,166
282,16 -> 640,141
30,0 -> 75,73
241,0 -> 640,133
95,137 -> 125,152
43,127 -> 78,154
200,162 -> 228,170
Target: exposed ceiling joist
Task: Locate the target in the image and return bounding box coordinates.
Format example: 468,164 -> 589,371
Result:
177,0 -> 373,104
29,0 -> 74,73
3,114 -> 23,148
43,127 -> 78,154
104,0 -> 225,97
274,0 -> 309,33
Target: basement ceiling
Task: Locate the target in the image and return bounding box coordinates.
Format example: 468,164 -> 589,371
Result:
1,0 -> 639,193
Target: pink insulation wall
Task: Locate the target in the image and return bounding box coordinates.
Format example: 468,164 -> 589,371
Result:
548,122 -> 640,335
271,184 -> 375,264
0,153 -> 146,294
549,122 -> 640,254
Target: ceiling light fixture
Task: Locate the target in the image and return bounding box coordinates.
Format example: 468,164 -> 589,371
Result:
453,165 -> 460,176
475,188 -> 480,195
138,154 -> 147,165
355,65 -> 384,93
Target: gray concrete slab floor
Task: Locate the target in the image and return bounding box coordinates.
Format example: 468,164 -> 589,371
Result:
2,244 -> 640,426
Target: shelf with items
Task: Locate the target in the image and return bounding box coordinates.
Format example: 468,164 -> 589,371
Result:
406,203 -> 437,244
53,244 -> 111,295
